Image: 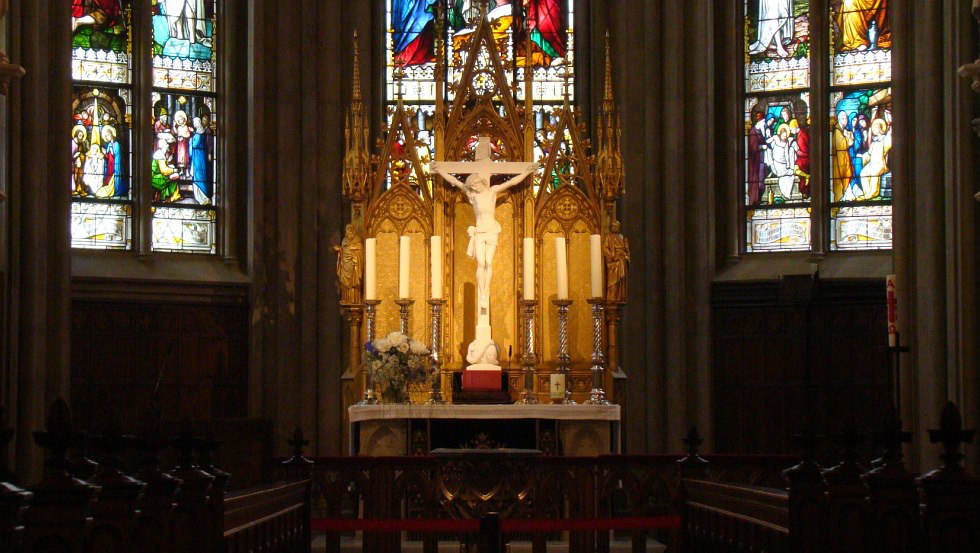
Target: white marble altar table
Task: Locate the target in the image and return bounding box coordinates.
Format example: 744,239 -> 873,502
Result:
349,404 -> 621,456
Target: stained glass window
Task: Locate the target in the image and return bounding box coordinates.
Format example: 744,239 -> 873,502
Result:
744,0 -> 811,252
71,0 -> 133,249
71,1 -> 219,255
385,0 -> 574,170
742,0 -> 892,253
829,2 -> 892,251
150,0 -> 218,253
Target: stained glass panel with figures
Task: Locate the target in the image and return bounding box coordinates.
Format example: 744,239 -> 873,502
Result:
386,1 -> 574,162
829,87 -> 892,250
831,0 -> 891,86
152,0 -> 217,92
745,0 -> 810,93
744,93 -> 811,252
72,0 -> 132,84
149,92 -> 217,207
71,86 -> 133,249
72,1 -> 133,250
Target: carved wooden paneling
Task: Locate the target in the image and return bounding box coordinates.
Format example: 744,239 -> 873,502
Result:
70,300 -> 248,426
712,280 -> 890,459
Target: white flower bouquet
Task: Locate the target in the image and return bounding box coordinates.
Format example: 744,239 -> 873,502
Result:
364,331 -> 432,403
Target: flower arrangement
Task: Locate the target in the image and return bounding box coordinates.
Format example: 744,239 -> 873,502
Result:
364,331 -> 432,403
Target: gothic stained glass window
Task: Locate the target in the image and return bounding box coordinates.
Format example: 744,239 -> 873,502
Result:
744,0 -> 812,252
829,1 -> 892,250
743,0 -> 892,253
385,0 -> 574,178
150,0 -> 218,253
71,0 -> 133,249
71,1 -> 219,255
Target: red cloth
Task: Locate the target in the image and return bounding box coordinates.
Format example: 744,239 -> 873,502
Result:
394,23 -> 436,66
72,0 -> 121,22
795,127 -> 811,197
462,370 -> 502,391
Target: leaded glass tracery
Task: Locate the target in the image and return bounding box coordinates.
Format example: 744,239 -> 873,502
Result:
386,0 -> 574,174
742,0 -> 892,253
828,1 -> 892,251
744,0 -> 812,252
71,1 -> 134,250
72,1 -> 220,254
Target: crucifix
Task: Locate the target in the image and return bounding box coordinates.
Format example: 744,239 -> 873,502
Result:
430,137 -> 537,368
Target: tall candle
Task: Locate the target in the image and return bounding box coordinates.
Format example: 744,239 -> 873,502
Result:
364,238 -> 377,301
523,237 -> 535,300
886,274 -> 898,347
555,236 -> 568,300
399,236 -> 411,299
431,236 -> 443,299
590,234 -> 603,299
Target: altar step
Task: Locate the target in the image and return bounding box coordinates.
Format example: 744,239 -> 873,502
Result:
312,536 -> 667,552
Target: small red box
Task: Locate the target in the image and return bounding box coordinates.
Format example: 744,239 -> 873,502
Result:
462,370 -> 503,391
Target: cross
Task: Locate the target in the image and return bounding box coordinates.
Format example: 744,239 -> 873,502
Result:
430,136 -> 537,367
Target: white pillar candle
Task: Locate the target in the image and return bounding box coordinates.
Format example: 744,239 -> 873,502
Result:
431,236 -> 443,299
399,235 -> 411,299
886,274 -> 898,347
555,236 -> 568,300
523,237 -> 535,301
590,234 -> 603,299
364,238 -> 377,301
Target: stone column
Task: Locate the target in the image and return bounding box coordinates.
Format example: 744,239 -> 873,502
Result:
3,0 -> 72,482
248,0 -> 357,456
612,0 -> 714,452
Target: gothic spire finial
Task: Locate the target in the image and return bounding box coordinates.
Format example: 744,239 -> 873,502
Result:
352,31 -> 362,102
603,31 -> 614,109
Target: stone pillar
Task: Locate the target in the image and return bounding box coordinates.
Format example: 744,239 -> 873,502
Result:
3,0 -> 72,482
612,0 -> 714,452
892,0 -> 980,470
248,0 -> 357,456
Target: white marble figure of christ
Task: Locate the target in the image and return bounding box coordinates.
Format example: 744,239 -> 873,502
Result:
430,137 -> 538,367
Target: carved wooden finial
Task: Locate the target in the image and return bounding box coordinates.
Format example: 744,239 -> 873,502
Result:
283,427 -> 314,471
678,426 -> 709,476
172,418 -> 199,470
683,426 -> 703,456
288,427 -> 309,458
34,399 -> 72,462
0,406 -> 14,482
928,401 -> 975,473
870,405 -> 911,473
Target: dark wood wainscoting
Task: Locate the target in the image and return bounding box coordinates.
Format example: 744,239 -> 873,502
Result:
712,278 -> 890,459
70,283 -> 249,426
